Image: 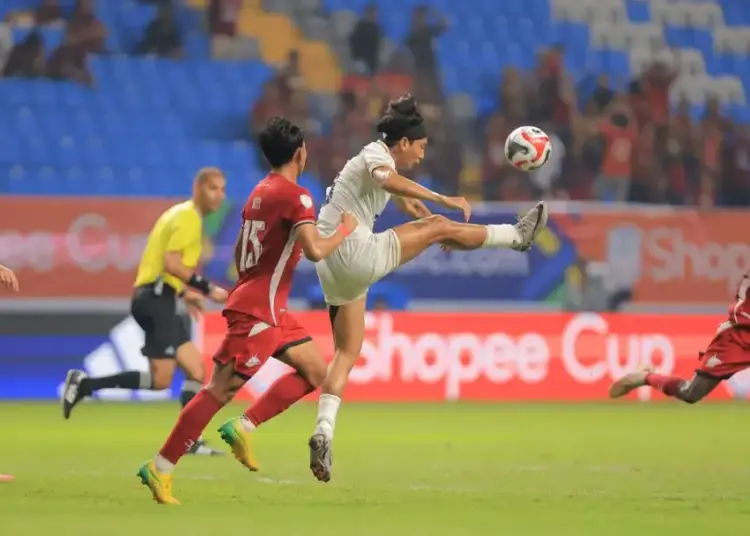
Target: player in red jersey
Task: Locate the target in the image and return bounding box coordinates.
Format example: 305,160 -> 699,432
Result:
137,117 -> 357,504
1,263 -> 19,482
610,275 -> 750,402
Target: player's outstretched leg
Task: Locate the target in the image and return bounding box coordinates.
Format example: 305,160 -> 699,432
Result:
395,202 -> 549,266
609,370 -> 720,403
0,474 -> 14,482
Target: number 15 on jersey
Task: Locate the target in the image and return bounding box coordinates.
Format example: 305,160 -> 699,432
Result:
239,219 -> 265,272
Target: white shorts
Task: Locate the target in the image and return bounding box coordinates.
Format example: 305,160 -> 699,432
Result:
315,229 -> 401,306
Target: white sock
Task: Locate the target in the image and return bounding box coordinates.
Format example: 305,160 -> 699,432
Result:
315,393 -> 341,438
240,415 -> 256,432
154,454 -> 175,474
482,224 -> 520,248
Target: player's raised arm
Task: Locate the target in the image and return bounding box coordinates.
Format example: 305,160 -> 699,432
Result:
372,167 -> 471,222
296,211 -> 358,262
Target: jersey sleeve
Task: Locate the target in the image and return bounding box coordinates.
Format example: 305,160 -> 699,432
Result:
287,188 -> 317,230
166,211 -> 202,269
362,143 -> 396,182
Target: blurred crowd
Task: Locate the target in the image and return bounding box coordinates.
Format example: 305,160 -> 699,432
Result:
3,0 -> 107,86
486,50 -> 750,207
4,1 -> 749,206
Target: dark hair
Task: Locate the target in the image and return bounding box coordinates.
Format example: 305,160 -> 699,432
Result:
258,116 -> 304,168
375,94 -> 426,147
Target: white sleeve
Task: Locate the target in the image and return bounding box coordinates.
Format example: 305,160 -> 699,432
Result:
363,144 -> 396,185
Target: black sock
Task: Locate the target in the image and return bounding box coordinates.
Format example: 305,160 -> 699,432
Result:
80,371 -> 147,396
179,380 -> 203,408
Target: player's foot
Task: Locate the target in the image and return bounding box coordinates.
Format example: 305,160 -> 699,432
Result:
609,370 -> 650,398
137,461 -> 180,505
512,201 -> 549,252
0,474 -> 14,482
61,369 -> 87,419
217,419 -> 258,472
186,438 -> 224,457
309,432 -> 332,483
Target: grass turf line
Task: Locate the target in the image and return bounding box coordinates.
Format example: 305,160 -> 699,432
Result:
0,402 -> 748,535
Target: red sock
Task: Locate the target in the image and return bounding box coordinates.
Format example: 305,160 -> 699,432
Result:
158,389 -> 224,464
244,372 -> 315,427
645,373 -> 685,397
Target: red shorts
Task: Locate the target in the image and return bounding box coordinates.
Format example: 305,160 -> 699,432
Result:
213,310 -> 312,379
697,323 -> 750,379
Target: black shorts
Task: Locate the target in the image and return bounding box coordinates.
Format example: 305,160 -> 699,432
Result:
130,283 -> 191,359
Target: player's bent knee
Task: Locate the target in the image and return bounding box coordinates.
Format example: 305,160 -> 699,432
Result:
422,214 -> 453,243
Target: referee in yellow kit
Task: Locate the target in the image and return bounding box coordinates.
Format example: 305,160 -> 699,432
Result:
61,168 -> 229,456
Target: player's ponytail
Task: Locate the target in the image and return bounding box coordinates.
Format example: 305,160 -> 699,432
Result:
376,93 -> 426,147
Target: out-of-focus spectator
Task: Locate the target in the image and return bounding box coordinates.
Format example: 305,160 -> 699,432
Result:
250,80 -> 287,138
590,74 -> 614,113
137,2 -> 182,57
2,31 -> 45,79
535,46 -> 565,123
628,120 -> 657,203
277,50 -> 304,95
67,0 -> 108,54
482,113 -> 511,198
348,4 -> 381,76
722,124 -> 750,207
596,96 -> 637,202
47,31 -> 93,86
35,0 -> 64,26
207,0 -> 241,60
499,67 -> 527,123
405,6 -> 447,97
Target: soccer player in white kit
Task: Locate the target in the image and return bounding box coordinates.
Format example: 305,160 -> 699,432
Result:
308,95 -> 549,482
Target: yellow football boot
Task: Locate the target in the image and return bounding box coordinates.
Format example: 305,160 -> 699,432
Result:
136,461 -> 180,505
218,418 -> 259,472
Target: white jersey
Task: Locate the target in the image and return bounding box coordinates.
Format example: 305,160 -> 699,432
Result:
317,140 -> 395,238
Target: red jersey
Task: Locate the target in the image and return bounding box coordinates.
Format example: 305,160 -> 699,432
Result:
224,173 -> 316,325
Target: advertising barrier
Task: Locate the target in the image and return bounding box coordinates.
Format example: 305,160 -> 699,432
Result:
2,197 -> 748,305
3,310 -> 750,401
201,311 -> 750,403
0,197 -> 176,298
0,312 -> 185,399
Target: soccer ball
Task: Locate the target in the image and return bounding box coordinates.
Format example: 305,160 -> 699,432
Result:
504,126 -> 552,171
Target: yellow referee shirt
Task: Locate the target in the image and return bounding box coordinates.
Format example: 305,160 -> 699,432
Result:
134,200 -> 203,293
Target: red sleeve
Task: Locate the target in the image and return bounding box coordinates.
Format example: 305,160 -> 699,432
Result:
288,188 -> 317,230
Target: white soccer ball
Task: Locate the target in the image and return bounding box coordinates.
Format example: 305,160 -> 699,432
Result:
504,126 -> 552,171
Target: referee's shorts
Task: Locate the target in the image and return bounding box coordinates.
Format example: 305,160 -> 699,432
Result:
130,281 -> 191,359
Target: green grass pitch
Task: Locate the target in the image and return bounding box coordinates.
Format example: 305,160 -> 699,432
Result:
1,402 -> 748,535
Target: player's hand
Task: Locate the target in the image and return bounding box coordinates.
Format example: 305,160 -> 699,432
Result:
339,210 -> 358,235
182,290 -> 204,320
209,285 -> 228,304
439,196 -> 472,221
0,266 -> 19,292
